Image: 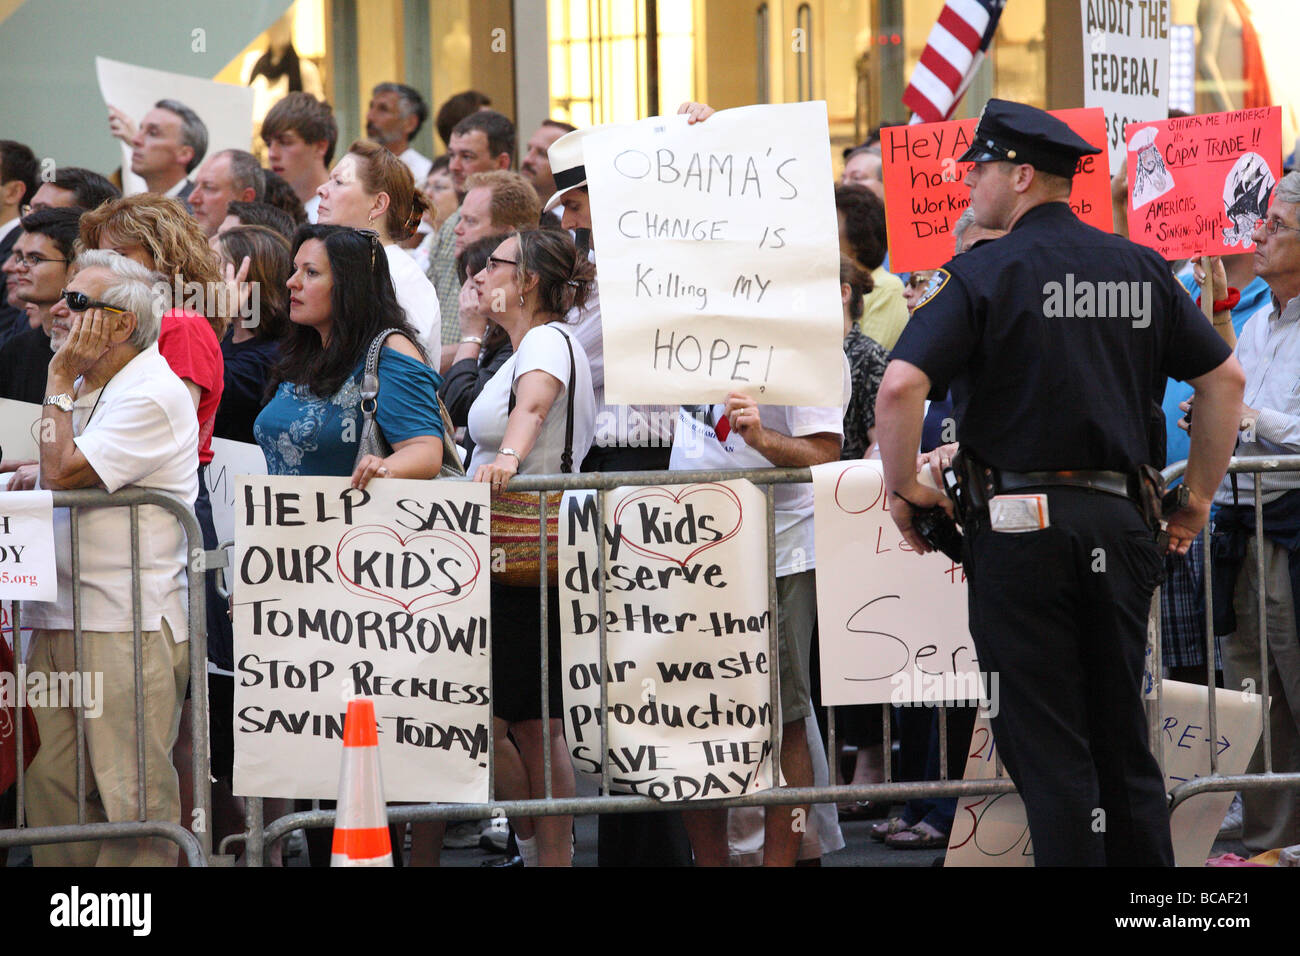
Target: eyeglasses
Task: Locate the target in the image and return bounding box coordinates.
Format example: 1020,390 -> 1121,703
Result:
11,251 -> 69,268
60,290 -> 126,314
487,256 -> 518,270
1261,216 -> 1300,237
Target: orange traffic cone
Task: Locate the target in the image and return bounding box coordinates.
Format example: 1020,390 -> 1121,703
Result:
331,698 -> 393,867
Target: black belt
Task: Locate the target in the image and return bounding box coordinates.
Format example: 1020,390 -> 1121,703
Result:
996,469 -> 1135,501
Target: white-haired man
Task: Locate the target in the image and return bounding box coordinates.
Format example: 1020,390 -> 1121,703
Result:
15,250 -> 199,866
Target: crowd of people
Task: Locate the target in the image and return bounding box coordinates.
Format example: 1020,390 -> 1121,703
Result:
0,74 -> 1296,869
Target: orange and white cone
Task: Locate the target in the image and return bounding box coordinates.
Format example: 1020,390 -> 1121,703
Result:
331,697 -> 393,867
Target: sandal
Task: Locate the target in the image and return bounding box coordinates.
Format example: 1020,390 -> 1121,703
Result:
869,816 -> 911,842
884,821 -> 949,850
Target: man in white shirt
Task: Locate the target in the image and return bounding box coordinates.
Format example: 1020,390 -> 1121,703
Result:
367,83 -> 432,183
15,251 -> 199,866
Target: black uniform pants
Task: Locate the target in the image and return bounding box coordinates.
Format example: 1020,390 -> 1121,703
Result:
964,488 -> 1174,866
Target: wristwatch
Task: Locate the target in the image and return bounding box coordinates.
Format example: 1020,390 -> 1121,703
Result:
461,335 -> 483,346
44,393 -> 75,413
499,448 -> 521,465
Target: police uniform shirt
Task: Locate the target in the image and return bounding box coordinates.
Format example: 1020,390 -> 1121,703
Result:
890,202 -> 1232,474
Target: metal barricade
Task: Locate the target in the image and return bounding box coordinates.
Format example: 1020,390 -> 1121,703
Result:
236,458 -> 1300,864
0,487 -> 210,867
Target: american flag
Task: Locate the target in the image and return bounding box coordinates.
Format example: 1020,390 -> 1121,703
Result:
902,0 -> 1007,124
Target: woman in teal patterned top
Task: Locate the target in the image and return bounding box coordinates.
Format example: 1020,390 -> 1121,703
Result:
255,224 -> 444,483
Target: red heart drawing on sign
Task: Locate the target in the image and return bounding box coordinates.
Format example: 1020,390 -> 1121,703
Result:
611,483 -> 744,568
335,524 -> 481,614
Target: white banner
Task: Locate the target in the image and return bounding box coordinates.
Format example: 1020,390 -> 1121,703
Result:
945,680 -> 1262,866
811,460 -> 979,705
0,492 -> 56,603
232,476 -> 491,802
559,483 -> 775,801
205,437 -> 267,545
583,101 -> 843,408
1080,0 -> 1171,174
95,57 -> 256,196
0,399 -> 41,462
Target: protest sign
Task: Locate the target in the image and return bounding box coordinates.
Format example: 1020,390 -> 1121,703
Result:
232,476 -> 491,802
810,460 -> 980,706
0,492 -> 56,603
96,57 -> 255,196
0,399 -> 41,463
559,482 -> 775,801
1080,0 -> 1171,174
882,108 -> 1111,272
1124,107 -> 1283,259
205,437 -> 267,545
583,102 -> 843,408
945,680 -> 1262,867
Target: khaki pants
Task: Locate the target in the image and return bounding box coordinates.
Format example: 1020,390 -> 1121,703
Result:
24,624 -> 189,866
1224,535 -> 1300,852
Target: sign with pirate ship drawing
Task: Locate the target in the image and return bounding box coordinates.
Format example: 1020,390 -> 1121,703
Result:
1124,108 -> 1282,259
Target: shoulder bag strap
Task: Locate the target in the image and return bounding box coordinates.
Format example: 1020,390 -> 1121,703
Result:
505,325 -> 578,473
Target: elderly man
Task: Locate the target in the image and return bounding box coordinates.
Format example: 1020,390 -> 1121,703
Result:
108,99 -> 208,200
1206,171 -> 1300,853
366,83 -> 432,182
16,251 -> 198,867
188,149 -> 266,237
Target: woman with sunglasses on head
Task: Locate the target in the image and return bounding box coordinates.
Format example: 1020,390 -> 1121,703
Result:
316,139 -> 441,354
209,225 -> 292,444
252,223 -> 443,867
467,227 -> 597,867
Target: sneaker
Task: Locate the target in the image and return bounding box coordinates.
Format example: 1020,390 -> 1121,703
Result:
479,817 -> 510,853
1218,794 -> 1243,839
443,820 -> 485,849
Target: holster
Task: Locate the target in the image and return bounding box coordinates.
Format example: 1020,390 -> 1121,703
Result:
1135,464 -> 1167,532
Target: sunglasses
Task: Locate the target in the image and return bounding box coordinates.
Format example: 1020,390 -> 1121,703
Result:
60,290 -> 126,314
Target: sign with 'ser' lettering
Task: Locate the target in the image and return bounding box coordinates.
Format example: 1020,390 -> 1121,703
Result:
882,108 -> 1112,272
583,102 -> 843,408
205,437 -> 268,546
0,492 -> 56,603
1125,108 -> 1283,260
233,476 -> 491,802
559,483 -> 775,801
1080,0 -> 1171,174
945,680 -> 1262,867
811,461 -> 979,705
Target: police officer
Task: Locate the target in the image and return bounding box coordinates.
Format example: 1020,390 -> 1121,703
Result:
875,99 -> 1246,866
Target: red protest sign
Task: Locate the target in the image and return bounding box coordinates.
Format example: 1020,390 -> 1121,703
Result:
1124,107 -> 1282,259
881,107 -> 1112,272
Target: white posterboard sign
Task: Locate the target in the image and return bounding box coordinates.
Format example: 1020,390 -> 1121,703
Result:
945,680 -> 1263,866
559,482 -> 775,801
95,57 -> 256,196
811,460 -> 980,706
0,492 -> 56,603
0,399 -> 41,462
204,437 -> 267,546
1080,0 -> 1171,173
583,101 -> 844,408
232,476 -> 491,803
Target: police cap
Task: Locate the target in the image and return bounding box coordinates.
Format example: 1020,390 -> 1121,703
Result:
958,99 -> 1100,178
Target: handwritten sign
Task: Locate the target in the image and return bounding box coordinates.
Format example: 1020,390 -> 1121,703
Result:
232,476 -> 491,803
583,102 -> 843,408
1124,108 -> 1283,259
1081,0 -> 1170,174
945,680 -> 1262,867
0,492 -> 56,603
205,437 -> 267,546
559,483 -> 775,801
811,460 -> 980,706
882,108 -> 1112,272
0,399 -> 41,462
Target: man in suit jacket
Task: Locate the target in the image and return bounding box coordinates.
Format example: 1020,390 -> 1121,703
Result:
106,99 -> 207,201
0,140 -> 39,345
